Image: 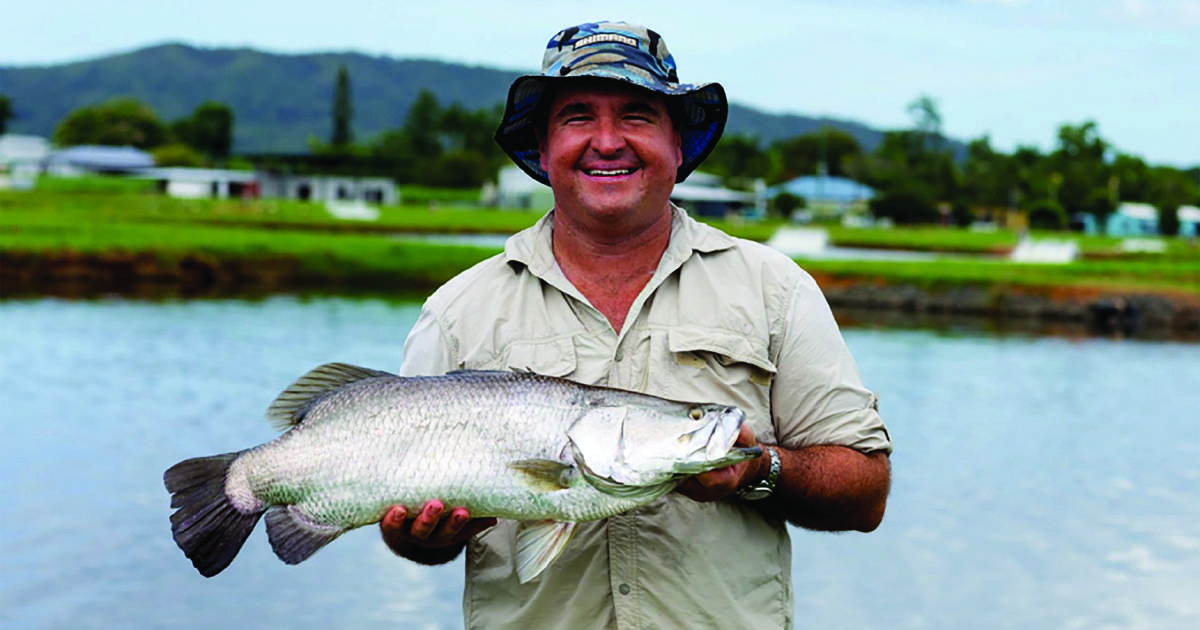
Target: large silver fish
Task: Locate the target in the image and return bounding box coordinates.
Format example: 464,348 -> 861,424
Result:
164,363 -> 757,582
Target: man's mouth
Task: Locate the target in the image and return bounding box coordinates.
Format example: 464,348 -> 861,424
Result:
583,167 -> 637,177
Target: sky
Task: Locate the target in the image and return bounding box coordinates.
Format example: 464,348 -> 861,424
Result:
2,0 -> 1198,167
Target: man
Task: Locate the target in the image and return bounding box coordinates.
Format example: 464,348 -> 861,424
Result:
380,21 -> 892,629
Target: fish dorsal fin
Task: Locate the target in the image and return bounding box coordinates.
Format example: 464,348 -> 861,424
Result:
266,362 -> 394,430
515,520 -> 578,583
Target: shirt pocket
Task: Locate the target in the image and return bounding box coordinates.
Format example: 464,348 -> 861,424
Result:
500,336 -> 578,378
650,327 -> 777,438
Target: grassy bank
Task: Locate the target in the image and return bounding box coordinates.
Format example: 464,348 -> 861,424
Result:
2,184 -> 1198,298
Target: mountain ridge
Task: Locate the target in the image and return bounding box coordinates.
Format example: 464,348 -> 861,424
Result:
1,42 -> 920,156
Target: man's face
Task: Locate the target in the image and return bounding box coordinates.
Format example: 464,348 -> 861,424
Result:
538,80 -> 683,231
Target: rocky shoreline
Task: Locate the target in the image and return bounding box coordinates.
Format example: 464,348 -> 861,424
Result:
3,250 -> 1197,338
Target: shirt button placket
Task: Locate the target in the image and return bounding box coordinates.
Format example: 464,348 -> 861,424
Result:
608,514 -> 639,628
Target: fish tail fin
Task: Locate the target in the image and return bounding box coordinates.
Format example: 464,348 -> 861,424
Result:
164,452 -> 263,577
264,505 -> 346,565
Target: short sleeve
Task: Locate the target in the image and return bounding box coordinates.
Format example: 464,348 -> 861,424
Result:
771,274 -> 892,454
399,306 -> 456,376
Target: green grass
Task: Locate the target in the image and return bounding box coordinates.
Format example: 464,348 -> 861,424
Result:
3,186 -> 1198,294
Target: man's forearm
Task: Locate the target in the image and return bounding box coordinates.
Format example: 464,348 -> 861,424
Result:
764,445 -> 890,532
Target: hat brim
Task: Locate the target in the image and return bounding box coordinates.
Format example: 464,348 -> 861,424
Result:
494,75 -> 727,187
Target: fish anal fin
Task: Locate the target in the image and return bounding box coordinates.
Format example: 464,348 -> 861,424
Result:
515,520 -> 578,583
266,363 -> 394,431
264,505 -> 345,565
508,459 -> 576,493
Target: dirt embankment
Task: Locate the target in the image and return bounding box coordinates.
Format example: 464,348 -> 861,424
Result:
3,250 -> 1198,336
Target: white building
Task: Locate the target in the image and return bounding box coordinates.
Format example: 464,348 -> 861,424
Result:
491,165 -> 555,210
133,167 -> 259,199
256,172 -> 398,206
1178,205 -> 1200,238
0,134 -> 51,190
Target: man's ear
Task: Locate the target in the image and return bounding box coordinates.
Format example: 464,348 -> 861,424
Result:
537,127 -> 549,173
674,131 -> 683,168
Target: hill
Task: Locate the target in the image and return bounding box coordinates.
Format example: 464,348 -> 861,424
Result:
1,43 -> 922,155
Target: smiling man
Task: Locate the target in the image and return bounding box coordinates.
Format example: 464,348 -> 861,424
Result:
381,21 -> 892,630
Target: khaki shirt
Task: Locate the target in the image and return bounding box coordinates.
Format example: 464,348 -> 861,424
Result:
400,206 -> 891,630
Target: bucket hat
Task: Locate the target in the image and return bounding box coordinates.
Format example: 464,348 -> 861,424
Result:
494,21 -> 727,186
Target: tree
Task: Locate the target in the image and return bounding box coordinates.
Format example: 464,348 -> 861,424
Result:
1027,199 -> 1067,231
173,101 -> 234,162
0,95 -> 13,134
152,143 -> 204,167
906,94 -> 944,153
53,98 -> 170,149
331,64 -> 354,148
868,184 -> 939,225
961,136 -> 1009,208
772,127 -> 862,183
772,192 -> 805,220
1111,153 -> 1151,202
702,133 -> 770,183
1049,121 -> 1110,216
403,89 -> 444,160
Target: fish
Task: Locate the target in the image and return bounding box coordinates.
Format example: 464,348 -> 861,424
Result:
164,362 -> 758,582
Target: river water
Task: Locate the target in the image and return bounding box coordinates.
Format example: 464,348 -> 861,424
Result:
1,296 -> 1197,630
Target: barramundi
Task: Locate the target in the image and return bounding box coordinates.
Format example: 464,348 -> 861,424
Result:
164,363 -> 757,582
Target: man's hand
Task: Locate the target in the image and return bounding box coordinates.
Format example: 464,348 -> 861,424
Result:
674,424 -> 766,503
379,500 -> 497,563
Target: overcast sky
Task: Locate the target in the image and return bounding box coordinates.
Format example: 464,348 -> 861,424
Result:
2,0 -> 1197,166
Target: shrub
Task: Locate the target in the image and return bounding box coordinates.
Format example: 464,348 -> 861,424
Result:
1027,199 -> 1068,230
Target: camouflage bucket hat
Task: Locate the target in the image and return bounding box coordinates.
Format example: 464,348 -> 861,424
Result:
494,21 -> 728,186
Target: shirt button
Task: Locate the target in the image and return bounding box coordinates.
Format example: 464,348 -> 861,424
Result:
618,583 -> 631,595
614,348 -> 624,362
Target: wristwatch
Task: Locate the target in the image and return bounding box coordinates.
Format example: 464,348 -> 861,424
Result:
737,446 -> 780,501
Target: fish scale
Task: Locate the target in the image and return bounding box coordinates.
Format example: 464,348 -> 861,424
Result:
164,363 -> 757,581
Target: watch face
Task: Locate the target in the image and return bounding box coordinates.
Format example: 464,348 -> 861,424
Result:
740,488 -> 770,501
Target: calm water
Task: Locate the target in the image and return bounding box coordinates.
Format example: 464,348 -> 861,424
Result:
1,296 -> 1197,630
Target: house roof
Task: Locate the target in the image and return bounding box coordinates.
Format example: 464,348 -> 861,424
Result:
670,182 -> 756,203
768,175 -> 876,202
1177,205 -> 1200,222
133,167 -> 258,183
47,145 -> 154,170
1115,202 -> 1158,221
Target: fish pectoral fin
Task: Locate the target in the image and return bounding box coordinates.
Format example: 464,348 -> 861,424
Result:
264,505 -> 345,565
266,363 -> 394,430
508,459 -> 576,492
515,520 -> 578,583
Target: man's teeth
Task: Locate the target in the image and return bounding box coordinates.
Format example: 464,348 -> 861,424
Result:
586,168 -> 634,176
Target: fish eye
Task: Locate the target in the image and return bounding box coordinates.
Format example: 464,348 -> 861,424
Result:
688,406 -> 704,421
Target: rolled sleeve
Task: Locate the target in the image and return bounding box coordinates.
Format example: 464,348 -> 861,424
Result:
772,274 -> 892,455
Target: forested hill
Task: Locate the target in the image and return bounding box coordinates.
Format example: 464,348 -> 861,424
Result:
2,42 -> 898,154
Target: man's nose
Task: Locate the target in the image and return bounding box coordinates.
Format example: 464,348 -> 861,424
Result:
589,118 -> 627,155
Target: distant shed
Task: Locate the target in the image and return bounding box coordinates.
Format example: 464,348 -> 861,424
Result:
1178,205 -> 1200,238
132,167 -> 260,199
1106,202 -> 1159,237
